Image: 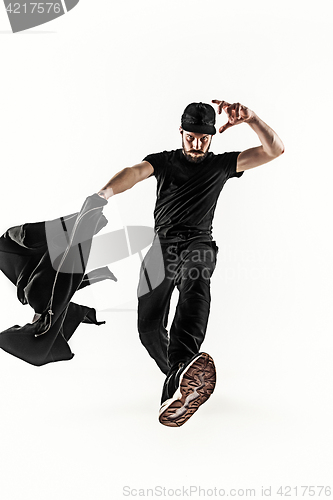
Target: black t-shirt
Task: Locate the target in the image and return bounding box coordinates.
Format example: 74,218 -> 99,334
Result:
143,149 -> 244,241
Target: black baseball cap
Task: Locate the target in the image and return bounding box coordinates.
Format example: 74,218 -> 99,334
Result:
181,102 -> 216,135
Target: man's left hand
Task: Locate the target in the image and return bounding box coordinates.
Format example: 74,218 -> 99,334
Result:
212,100 -> 255,133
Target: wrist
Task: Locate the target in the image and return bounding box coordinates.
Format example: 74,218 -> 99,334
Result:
97,190 -> 108,200
97,187 -> 114,200
245,111 -> 258,124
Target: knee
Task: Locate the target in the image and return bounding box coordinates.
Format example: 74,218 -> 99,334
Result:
138,318 -> 168,347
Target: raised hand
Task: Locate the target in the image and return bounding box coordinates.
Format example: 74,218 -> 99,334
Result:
212,100 -> 255,133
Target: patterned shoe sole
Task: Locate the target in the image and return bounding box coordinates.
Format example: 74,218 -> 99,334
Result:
159,352 -> 216,427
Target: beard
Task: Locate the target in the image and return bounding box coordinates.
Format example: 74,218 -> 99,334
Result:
181,137 -> 211,164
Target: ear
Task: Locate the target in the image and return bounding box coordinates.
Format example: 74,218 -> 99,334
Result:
179,126 -> 183,134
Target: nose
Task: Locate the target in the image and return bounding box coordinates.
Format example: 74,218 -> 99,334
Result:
193,139 -> 201,150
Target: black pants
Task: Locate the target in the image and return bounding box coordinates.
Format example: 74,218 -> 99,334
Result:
137,238 -> 218,375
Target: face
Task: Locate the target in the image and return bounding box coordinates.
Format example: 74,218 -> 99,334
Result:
180,128 -> 212,164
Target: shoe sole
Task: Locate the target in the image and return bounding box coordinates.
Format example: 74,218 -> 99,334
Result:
159,352 -> 216,427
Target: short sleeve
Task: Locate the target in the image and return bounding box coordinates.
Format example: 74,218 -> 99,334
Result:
223,151 -> 244,179
142,152 -> 167,179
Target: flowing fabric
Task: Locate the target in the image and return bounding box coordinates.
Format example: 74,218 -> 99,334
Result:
0,194 -> 116,366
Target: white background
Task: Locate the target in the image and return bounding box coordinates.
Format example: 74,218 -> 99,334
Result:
0,1 -> 332,498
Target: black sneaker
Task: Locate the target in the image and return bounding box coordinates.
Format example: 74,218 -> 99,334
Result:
159,352 -> 216,427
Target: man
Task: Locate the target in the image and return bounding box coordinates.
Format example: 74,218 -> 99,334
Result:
97,100 -> 284,427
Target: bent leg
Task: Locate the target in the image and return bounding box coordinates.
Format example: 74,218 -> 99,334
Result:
137,242 -> 176,375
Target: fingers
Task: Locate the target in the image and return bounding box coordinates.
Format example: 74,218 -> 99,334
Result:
212,99 -> 230,114
234,102 -> 241,119
212,100 -> 222,114
218,122 -> 233,134
228,102 -> 241,124
212,100 -> 242,121
226,102 -> 241,122
213,100 -> 249,132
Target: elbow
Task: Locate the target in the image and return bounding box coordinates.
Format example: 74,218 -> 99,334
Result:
278,138 -> 285,156
274,146 -> 285,158
278,143 -> 285,156
271,139 -> 285,158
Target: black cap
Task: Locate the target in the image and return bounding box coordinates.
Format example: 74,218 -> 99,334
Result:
181,102 -> 216,135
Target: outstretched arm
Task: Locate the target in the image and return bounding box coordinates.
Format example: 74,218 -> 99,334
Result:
97,161 -> 154,200
212,100 -> 285,172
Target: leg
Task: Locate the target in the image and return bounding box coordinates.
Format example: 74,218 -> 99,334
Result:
137,242 -> 176,375
142,240 -> 219,427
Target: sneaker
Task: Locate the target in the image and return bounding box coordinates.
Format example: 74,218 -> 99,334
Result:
159,352 -> 216,427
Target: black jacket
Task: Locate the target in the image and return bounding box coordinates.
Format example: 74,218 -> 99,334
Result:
0,194 -> 116,366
